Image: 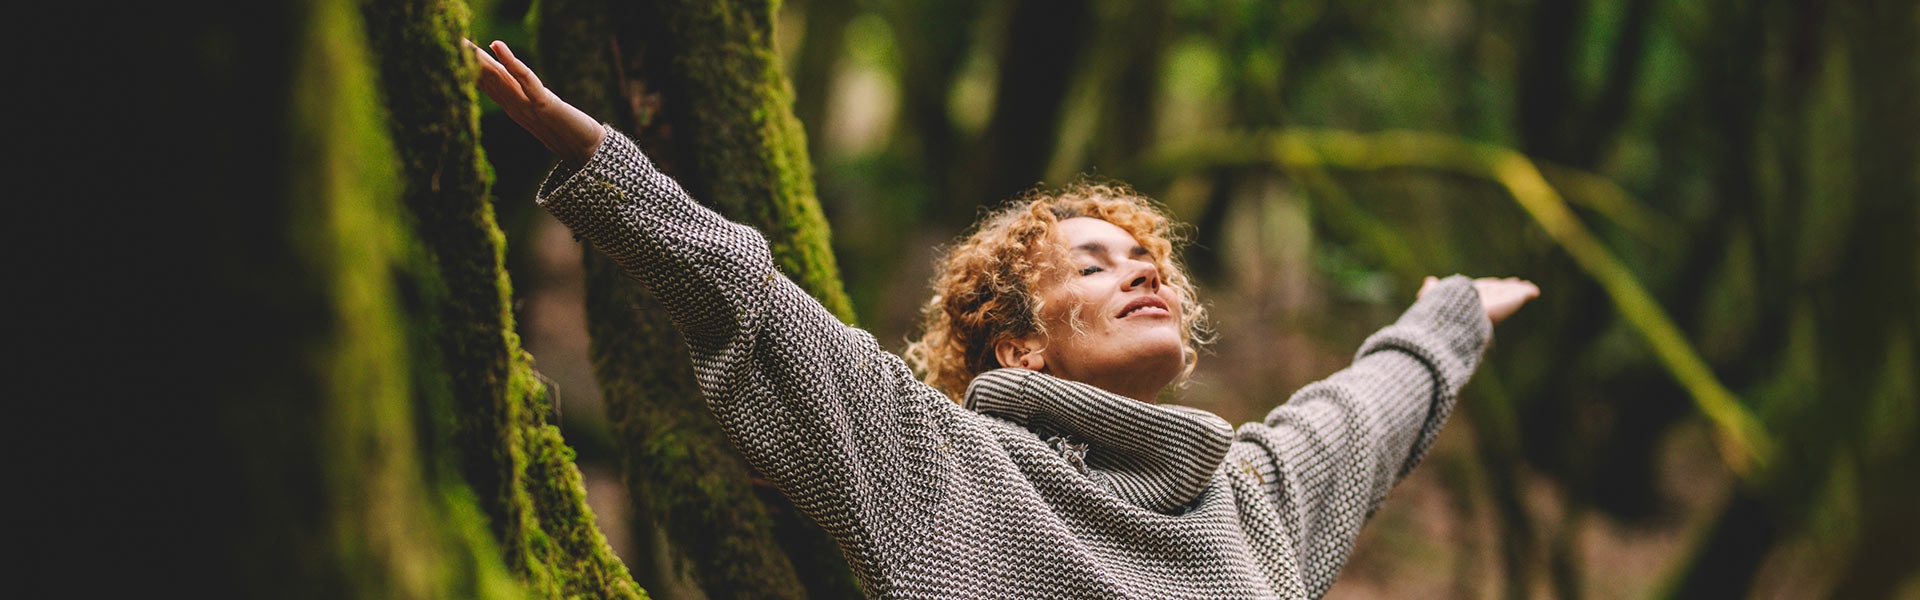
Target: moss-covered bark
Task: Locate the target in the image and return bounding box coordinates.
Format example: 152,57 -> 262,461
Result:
535,0 -> 862,597
268,4 -> 525,594
629,2 -> 857,317
21,0 -> 540,596
361,0 -> 646,598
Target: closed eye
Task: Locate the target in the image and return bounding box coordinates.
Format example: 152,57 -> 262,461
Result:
1078,265 -> 1105,276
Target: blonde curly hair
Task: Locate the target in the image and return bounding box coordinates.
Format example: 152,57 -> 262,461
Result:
904,182 -> 1210,402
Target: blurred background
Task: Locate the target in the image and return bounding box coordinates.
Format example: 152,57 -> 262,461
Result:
468,0 -> 1916,597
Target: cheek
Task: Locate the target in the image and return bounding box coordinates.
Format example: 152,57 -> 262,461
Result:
1036,281 -> 1093,329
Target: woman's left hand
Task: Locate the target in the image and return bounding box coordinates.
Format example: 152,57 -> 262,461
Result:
1420,276 -> 1540,326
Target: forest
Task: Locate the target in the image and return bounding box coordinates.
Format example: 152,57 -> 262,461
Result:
15,0 -> 1915,598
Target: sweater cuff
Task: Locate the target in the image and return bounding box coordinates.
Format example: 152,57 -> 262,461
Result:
1357,275 -> 1491,395
534,123 -> 625,209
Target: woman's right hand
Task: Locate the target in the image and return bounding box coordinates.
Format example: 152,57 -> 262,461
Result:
467,40 -> 606,165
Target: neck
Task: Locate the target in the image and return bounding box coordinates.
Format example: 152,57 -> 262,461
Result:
1055,370 -> 1168,403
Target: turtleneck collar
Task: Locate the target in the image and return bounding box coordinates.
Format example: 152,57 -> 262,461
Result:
965,368 -> 1233,513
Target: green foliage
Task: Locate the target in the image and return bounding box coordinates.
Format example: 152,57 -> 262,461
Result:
1151,129 -> 1778,475
773,0 -> 1917,595
451,0 -> 1920,596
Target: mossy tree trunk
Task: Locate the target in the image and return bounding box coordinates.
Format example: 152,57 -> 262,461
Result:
20,0 -> 575,597
360,0 -> 646,598
536,0 -> 862,598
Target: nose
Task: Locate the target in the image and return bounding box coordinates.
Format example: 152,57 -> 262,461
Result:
1121,261 -> 1160,292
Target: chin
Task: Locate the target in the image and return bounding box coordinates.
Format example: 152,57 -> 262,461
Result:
1133,341 -> 1187,382
1134,330 -> 1185,359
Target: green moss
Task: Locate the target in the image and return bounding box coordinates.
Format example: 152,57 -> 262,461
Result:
518,422 -> 646,598
532,0 -> 862,597
360,0 -> 648,597
582,253 -> 811,600
646,0 -> 856,324
273,0 -> 533,596
526,0 -> 864,596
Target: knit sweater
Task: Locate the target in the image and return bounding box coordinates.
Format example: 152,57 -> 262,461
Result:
536,127 -> 1493,599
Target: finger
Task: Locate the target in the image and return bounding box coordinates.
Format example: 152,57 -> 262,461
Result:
491,41 -> 547,97
1505,279 -> 1538,297
467,39 -> 507,75
467,41 -> 520,96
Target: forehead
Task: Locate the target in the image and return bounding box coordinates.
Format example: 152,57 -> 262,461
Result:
1055,217 -> 1144,252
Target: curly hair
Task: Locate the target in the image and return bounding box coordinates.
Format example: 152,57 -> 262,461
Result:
904,182 -> 1210,402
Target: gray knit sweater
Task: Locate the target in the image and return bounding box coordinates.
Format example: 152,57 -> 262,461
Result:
537,128 -> 1492,599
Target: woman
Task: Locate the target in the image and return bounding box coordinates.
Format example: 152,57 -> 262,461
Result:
471,40 -> 1538,599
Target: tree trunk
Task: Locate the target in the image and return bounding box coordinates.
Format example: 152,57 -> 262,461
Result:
1826,0 -> 1920,593
972,0 -> 1093,209
361,0 -> 646,597
1670,0 -> 1918,594
19,1 -> 548,597
536,0 -> 862,597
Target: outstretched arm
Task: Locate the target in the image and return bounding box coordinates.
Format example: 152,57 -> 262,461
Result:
468,42 -> 959,589
1227,275 -> 1533,596
468,40 -> 604,164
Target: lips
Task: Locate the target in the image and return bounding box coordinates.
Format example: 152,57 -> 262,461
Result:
1116,295 -> 1171,319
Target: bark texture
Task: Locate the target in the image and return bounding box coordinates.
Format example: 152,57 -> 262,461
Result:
361,0 -> 645,597
19,1 -> 533,597
536,0 -> 862,597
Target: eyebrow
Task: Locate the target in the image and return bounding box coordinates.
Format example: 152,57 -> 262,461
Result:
1070,242 -> 1150,258
1070,242 -> 1108,256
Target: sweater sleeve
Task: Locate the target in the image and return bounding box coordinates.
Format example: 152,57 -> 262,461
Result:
1228,275 -> 1490,595
535,127 -> 955,588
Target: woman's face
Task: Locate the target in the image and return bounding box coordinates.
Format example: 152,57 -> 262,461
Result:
1004,217 -> 1186,402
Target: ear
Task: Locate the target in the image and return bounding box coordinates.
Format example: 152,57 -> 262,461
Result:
994,336 -> 1047,371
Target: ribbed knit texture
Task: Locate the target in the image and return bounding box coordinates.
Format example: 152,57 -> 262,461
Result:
537,128 -> 1492,599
